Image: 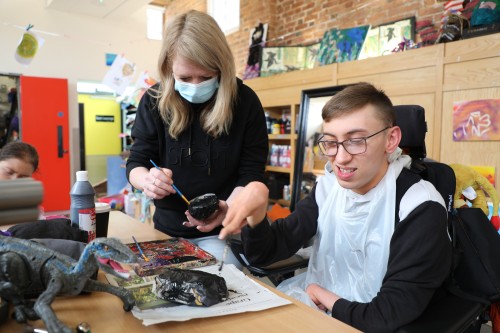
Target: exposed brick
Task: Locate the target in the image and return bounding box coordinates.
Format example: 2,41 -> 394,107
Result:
163,0 -> 443,77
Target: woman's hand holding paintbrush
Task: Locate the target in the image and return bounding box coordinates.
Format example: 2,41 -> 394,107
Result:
140,160 -> 177,200
148,160 -> 227,233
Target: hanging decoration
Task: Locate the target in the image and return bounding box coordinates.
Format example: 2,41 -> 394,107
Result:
14,24 -> 45,66
102,54 -> 136,95
127,70 -> 157,107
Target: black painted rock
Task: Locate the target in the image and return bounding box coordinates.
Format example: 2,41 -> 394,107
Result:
188,193 -> 219,220
153,267 -> 228,306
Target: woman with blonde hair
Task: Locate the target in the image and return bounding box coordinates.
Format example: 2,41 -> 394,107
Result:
127,10 -> 268,268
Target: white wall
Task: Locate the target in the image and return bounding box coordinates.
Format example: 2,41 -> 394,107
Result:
0,0 -> 162,178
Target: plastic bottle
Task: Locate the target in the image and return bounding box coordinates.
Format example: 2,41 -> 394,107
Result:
265,111 -> 272,134
70,170 -> 96,242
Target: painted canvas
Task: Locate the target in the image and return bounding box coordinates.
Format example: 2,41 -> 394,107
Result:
378,17 -> 415,55
243,23 -> 268,80
317,25 -> 370,65
453,99 -> 500,141
305,43 -> 321,69
260,46 -> 308,77
127,237 -> 216,277
358,26 -> 380,60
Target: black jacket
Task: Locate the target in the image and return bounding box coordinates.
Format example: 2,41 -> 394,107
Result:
242,168 -> 452,332
126,79 -> 268,237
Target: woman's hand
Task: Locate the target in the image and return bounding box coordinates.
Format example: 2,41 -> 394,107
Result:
142,167 -> 176,200
183,201 -> 228,232
219,181 -> 269,240
305,283 -> 340,313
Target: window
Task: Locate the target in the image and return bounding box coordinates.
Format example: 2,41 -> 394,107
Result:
207,0 -> 240,35
147,5 -> 164,40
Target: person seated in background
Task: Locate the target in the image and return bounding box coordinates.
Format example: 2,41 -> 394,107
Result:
0,141 -> 87,256
0,141 -> 39,180
219,82 -> 453,332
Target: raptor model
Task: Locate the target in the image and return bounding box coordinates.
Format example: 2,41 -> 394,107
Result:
0,236 -> 138,333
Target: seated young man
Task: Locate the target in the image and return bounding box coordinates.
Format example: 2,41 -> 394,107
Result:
220,82 -> 452,332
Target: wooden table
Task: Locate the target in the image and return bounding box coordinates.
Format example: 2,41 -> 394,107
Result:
3,211 -> 360,333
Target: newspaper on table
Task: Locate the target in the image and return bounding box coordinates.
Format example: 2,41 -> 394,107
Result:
106,264 -> 291,326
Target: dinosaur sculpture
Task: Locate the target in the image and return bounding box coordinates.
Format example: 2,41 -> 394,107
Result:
0,236 -> 138,333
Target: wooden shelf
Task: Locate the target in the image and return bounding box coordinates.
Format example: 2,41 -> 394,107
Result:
312,169 -> 325,176
266,166 -> 291,173
268,134 -> 291,140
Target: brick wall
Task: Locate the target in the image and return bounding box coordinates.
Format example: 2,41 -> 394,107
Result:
163,0 -> 445,78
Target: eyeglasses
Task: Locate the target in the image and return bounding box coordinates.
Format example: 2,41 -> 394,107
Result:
317,127 -> 390,157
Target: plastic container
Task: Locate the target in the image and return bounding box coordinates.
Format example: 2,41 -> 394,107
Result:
70,170 -> 96,242
95,202 -> 111,238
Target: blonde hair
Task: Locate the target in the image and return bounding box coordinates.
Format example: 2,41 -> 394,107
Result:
155,10 -> 237,139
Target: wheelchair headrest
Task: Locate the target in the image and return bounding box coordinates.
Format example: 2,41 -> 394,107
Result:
394,105 -> 427,160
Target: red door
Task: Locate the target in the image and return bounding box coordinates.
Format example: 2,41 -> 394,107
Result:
20,76 -> 70,212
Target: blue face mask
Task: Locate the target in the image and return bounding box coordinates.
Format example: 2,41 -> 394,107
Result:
174,77 -> 219,104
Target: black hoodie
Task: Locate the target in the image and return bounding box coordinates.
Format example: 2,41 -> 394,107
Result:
126,78 -> 269,238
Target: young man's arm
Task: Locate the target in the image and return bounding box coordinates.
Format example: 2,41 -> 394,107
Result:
220,182 -> 319,266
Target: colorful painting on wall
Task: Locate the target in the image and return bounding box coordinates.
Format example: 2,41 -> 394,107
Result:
317,25 -> 370,65
452,99 -> 500,141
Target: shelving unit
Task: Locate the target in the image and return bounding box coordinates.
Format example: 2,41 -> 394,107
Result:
245,65 -> 336,206
262,104 -> 297,204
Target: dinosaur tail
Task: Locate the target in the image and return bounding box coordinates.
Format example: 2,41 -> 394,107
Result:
0,298 -> 9,325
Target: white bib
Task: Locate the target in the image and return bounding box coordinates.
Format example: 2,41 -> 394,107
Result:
279,153 -> 411,307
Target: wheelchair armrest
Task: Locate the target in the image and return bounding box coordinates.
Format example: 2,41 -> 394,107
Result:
230,239 -> 309,278
397,293 -> 487,333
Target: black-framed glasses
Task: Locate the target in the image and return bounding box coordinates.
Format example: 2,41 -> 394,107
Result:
317,127 -> 390,157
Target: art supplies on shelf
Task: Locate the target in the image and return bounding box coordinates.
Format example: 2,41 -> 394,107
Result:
126,237 -> 216,277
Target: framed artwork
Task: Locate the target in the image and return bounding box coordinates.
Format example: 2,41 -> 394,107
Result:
359,17 -> 415,59
317,25 -> 370,65
453,99 -> 500,141
291,84 -> 352,210
378,17 -> 415,55
260,46 -> 308,77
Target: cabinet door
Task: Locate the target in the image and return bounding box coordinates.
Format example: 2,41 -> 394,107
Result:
20,76 -> 70,212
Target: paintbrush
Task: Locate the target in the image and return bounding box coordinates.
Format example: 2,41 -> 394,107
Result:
132,236 -> 149,262
219,235 -> 231,271
149,159 -> 190,205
